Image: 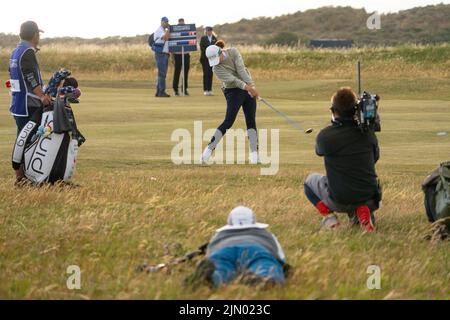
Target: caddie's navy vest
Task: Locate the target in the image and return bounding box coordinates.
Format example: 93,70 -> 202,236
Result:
9,41 -> 43,117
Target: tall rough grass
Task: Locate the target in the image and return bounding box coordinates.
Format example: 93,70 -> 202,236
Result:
0,43 -> 449,80
0,91 -> 449,298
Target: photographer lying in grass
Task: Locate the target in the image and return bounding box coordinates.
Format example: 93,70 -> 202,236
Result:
185,206 -> 288,288
304,87 -> 381,232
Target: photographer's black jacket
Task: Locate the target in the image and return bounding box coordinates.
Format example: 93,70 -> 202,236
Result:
316,118 -> 379,205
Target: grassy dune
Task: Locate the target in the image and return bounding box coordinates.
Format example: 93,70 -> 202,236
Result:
0,71 -> 449,299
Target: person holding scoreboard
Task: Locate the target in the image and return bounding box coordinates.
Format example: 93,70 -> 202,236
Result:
172,18 -> 191,96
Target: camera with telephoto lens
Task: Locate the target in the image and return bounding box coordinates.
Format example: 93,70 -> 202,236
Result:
354,62 -> 381,133
354,91 -> 381,132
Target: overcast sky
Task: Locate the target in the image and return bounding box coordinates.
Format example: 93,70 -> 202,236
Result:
1,0 -> 449,38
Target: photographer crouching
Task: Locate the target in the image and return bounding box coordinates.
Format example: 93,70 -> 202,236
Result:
304,87 -> 381,232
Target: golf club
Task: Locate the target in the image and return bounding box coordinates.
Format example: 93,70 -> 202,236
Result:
258,97 -> 313,134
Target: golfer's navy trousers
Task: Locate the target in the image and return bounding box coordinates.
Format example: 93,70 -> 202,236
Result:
217,88 -> 257,134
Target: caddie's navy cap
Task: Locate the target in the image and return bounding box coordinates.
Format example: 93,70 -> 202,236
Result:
20,21 -> 44,40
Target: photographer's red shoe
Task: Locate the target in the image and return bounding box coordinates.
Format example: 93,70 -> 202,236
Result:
356,205 -> 375,232
315,201 -> 331,217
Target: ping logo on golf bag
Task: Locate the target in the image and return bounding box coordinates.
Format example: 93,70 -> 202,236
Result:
16,121 -> 36,147
28,129 -> 54,175
12,121 -> 37,166
25,119 -> 64,183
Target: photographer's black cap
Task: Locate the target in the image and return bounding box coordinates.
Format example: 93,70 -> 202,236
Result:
20,21 -> 44,40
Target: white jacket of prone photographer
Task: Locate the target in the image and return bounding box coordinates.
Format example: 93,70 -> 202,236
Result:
12,90 -> 85,185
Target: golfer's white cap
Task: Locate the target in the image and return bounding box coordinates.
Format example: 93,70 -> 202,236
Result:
216,206 -> 269,232
205,45 -> 221,67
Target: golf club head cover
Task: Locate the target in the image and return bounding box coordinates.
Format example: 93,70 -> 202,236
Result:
45,69 -> 72,97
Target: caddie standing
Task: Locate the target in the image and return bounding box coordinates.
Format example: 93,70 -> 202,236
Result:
9,21 -> 51,135
9,21 -> 51,183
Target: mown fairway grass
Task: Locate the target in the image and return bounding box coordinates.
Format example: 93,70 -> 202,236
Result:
0,69 -> 449,299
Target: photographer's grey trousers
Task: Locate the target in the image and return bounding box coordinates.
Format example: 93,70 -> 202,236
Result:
305,173 -> 379,213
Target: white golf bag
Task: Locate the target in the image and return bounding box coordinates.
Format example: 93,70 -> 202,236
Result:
12,94 -> 85,185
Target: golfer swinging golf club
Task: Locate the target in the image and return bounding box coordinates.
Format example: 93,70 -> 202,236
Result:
200,44 -> 260,164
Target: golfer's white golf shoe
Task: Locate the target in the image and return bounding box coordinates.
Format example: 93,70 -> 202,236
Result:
249,151 -> 260,164
200,146 -> 213,164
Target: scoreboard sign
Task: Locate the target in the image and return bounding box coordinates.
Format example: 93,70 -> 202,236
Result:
169,24 -> 197,53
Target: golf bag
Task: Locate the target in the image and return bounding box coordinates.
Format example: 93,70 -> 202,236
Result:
12,89 -> 85,185
422,161 -> 450,222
